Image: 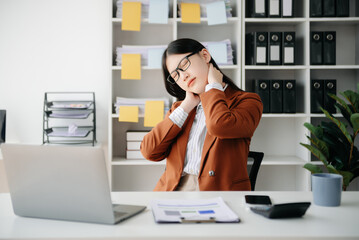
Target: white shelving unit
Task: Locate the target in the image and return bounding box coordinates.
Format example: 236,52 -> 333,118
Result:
109,0 -> 359,191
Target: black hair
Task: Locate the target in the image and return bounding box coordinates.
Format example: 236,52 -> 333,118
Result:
162,38 -> 242,101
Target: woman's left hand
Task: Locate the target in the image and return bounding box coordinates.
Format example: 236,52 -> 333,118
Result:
207,63 -> 223,85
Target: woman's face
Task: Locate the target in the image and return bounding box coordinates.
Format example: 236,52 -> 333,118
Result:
166,49 -> 211,94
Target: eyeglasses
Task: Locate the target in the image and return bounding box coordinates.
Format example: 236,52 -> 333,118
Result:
166,52 -> 197,84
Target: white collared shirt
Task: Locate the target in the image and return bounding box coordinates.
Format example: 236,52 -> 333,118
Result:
169,83 -> 228,175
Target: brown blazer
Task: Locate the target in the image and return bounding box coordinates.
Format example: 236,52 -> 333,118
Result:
141,86 -> 263,191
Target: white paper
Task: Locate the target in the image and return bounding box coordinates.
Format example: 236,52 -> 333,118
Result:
150,197 -> 239,223
284,47 -> 294,63
206,1 -> 227,25
147,48 -> 165,68
256,47 -> 267,63
270,45 -> 280,61
207,42 -> 228,64
269,0 -> 280,15
255,0 -> 265,14
282,0 -> 293,17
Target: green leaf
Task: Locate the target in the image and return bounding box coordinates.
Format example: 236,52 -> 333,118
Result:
342,90 -> 359,113
300,143 -> 329,165
303,122 -> 323,138
308,135 -> 329,159
338,170 -> 354,189
303,163 -> 323,174
327,164 -> 340,174
321,108 -> 353,144
350,113 -> 359,134
329,93 -> 353,115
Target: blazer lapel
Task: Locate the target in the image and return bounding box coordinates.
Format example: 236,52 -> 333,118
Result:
199,132 -> 216,177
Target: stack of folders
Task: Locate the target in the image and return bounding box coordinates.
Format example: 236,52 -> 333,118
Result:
246,32 -> 295,65
310,31 -> 336,65
114,97 -> 170,116
126,131 -> 149,159
311,79 -> 337,113
116,39 -> 234,67
254,79 -> 296,113
116,45 -> 167,68
247,0 -> 294,18
310,0 -> 349,17
177,0 -> 233,18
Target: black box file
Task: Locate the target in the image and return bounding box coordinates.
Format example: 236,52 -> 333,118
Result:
246,32 -> 269,65
310,32 -> 323,65
248,0 -> 268,17
324,79 -> 337,113
269,32 -> 282,65
323,31 -> 336,65
310,0 -> 323,17
283,32 -> 295,65
270,80 -> 283,113
311,80 -> 324,113
254,79 -> 271,113
283,80 -> 296,113
323,0 -> 336,17
336,0 -> 349,17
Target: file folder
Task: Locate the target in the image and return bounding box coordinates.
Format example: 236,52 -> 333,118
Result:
311,80 -> 324,113
283,32 -> 295,65
324,79 -> 337,113
0,110 -> 5,144
323,0 -> 336,17
269,0 -> 281,17
245,33 -> 255,65
310,32 -> 323,65
269,32 -> 282,65
282,0 -> 293,17
310,0 -> 323,17
283,80 -> 296,113
323,31 -> 336,65
254,79 -> 270,113
270,80 -> 283,113
336,0 -> 349,17
248,0 -> 267,17
255,32 -> 268,65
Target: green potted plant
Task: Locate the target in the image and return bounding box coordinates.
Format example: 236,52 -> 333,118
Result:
300,86 -> 359,191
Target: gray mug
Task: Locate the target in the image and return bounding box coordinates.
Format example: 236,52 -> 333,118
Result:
312,173 -> 343,207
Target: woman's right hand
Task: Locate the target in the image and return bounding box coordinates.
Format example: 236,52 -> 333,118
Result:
180,91 -> 200,113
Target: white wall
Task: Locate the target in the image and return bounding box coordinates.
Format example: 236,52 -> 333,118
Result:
0,0 -> 110,144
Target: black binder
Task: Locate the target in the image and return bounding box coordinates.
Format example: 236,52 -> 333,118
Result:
269,32 -> 282,65
311,80 -> 324,113
269,0 -> 281,17
255,32 -> 268,65
310,0 -> 322,17
0,110 -> 6,144
245,33 -> 255,65
324,79 -> 337,113
336,0 -> 349,17
254,80 -> 270,113
270,80 -> 283,113
323,31 -> 336,65
282,0 -> 294,17
310,32 -> 323,65
283,80 -> 296,113
323,0 -> 336,17
283,32 -> 295,65
248,0 -> 268,17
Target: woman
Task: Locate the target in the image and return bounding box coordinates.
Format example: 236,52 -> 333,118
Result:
141,38 -> 263,191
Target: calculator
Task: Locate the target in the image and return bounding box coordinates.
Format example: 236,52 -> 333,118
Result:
250,202 -> 311,219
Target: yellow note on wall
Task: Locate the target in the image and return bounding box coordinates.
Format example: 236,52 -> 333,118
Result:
144,101 -> 164,127
118,106 -> 139,123
122,1 -> 141,31
181,3 -> 200,23
121,54 -> 141,80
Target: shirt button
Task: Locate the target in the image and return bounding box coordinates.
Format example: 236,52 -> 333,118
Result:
209,170 -> 215,176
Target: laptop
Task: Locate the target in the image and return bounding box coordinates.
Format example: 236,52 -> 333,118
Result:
1,143 -> 146,224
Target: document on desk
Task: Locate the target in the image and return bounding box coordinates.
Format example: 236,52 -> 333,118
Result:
150,197 -> 240,223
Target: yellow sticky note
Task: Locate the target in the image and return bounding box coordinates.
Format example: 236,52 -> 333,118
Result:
121,54 -> 141,80
181,3 -> 200,23
122,2 -> 141,31
118,106 -> 139,123
144,101 -> 164,127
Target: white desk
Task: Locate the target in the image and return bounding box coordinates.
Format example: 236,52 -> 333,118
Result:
0,191 -> 358,240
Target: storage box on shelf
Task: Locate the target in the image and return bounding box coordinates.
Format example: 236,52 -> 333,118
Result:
43,92 -> 96,146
